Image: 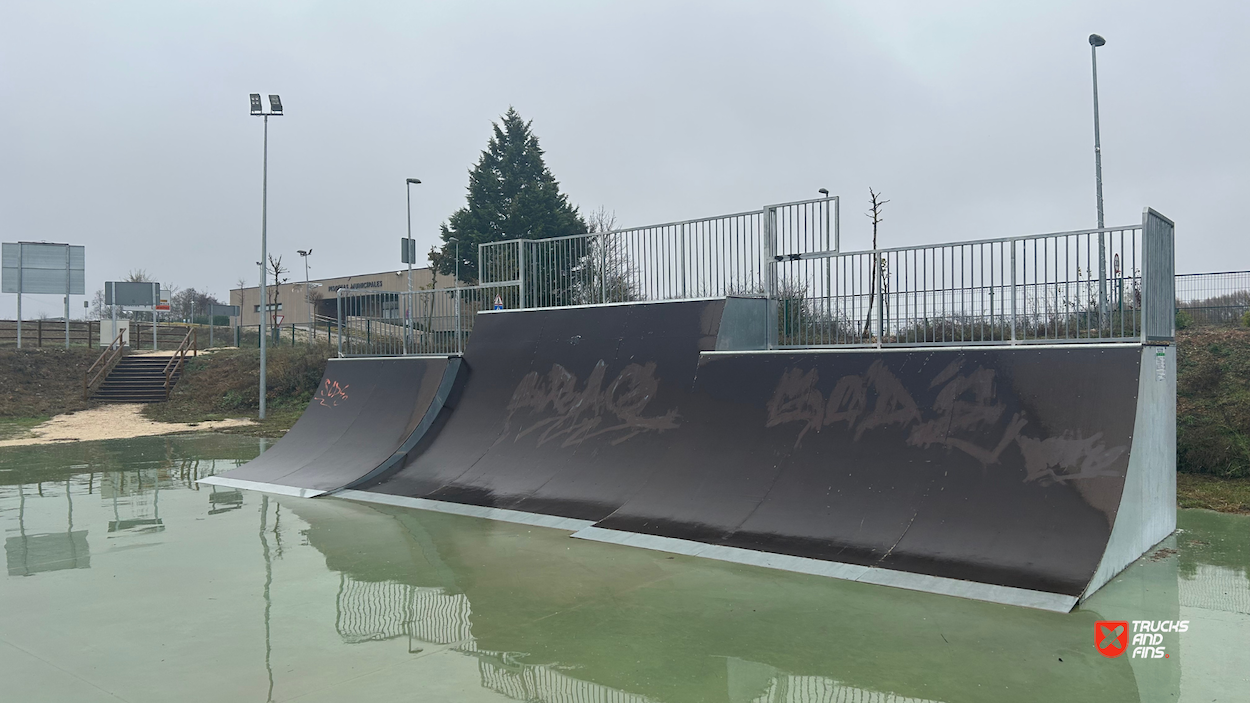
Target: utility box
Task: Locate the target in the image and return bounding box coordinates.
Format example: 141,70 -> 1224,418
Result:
100,319 -> 130,347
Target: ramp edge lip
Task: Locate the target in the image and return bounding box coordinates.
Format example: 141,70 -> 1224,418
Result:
478,296 -> 726,314
571,527 -> 1078,613
333,489 -> 596,531
329,354 -> 459,361
705,342 -> 1145,355
196,476 -> 327,499
702,342 -> 1143,356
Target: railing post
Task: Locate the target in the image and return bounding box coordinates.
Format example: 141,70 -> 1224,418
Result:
1010,241 -> 1018,343
764,207 -> 778,349
336,289 -> 344,358
455,286 -> 463,355
680,222 -> 688,299
518,240 -> 527,309
876,254 -> 884,348
600,233 -> 608,303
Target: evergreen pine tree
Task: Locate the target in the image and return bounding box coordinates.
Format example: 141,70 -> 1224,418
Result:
437,108 -> 587,286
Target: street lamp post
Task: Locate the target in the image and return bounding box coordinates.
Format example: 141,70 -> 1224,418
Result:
1089,34 -> 1108,328
251,93 -> 282,420
404,178 -> 421,354
297,249 -> 312,333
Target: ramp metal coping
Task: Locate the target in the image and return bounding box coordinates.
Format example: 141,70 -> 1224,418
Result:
332,489 -> 596,531
477,295 -> 729,314
328,354 -> 459,361
196,476 -> 326,499
702,341 -> 1145,356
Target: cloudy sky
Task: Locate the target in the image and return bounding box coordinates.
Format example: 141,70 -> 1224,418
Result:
2,0 -> 1246,318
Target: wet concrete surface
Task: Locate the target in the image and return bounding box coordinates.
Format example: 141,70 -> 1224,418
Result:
1,434 -> 1246,702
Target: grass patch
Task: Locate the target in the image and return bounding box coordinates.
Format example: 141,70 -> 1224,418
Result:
1177,473 -> 1250,514
0,347 -> 102,418
1176,327 -> 1250,478
0,417 -> 48,441
143,345 -> 332,437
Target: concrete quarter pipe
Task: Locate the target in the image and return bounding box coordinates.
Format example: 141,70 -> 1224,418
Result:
207,299 -> 1175,611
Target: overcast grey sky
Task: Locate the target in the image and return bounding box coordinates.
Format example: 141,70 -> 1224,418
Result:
2,0 -> 1247,319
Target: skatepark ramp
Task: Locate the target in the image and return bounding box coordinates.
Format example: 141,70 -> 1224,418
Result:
201,203 -> 1176,611
198,356 -> 461,497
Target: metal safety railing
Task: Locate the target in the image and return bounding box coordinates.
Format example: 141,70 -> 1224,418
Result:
478,196 -> 839,308
771,222 -> 1152,347
336,284 -> 519,357
341,197 -> 1176,356
771,208 -> 1173,347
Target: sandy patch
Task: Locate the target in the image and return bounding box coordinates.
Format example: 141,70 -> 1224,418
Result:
0,404 -> 254,447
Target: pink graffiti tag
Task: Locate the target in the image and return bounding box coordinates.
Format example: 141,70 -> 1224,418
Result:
316,380 -> 350,407
501,360 -> 680,447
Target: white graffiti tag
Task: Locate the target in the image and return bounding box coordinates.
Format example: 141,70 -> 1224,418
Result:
501,360 -> 680,447
765,358 -> 1127,482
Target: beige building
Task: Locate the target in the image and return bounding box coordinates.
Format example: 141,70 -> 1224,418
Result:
231,267 -> 437,327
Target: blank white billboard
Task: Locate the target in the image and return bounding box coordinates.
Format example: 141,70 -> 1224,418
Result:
1,242 -> 86,295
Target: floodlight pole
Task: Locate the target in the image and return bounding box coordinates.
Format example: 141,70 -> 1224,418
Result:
252,94 -> 282,420
259,113 -> 270,419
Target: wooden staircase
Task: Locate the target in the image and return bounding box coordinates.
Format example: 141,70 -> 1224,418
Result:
85,327 -> 197,404
94,355 -> 183,403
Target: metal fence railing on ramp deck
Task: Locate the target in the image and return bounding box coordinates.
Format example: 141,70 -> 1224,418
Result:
340,199 -> 1184,356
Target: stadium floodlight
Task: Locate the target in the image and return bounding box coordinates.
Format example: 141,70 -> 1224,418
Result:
250,92 -> 284,418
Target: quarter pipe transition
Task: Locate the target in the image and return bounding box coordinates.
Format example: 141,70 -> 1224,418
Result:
205,298 -> 1175,611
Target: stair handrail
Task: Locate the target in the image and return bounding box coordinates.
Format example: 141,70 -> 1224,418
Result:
164,327 -> 197,399
84,330 -> 128,400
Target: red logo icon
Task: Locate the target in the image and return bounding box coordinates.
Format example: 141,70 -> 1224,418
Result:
1096,621 -> 1129,658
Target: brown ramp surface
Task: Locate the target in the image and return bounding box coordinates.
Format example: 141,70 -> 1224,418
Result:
350,300 -> 1149,609
200,356 -> 458,497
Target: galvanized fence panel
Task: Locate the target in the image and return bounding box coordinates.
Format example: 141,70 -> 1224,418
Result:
772,223 -> 1146,347
475,196 -> 838,309
336,284 -> 518,357
345,198 -> 1183,356
1175,270 -> 1250,326
1142,208 -> 1176,342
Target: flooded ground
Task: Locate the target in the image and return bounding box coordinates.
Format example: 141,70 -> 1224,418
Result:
1,435 -> 1246,703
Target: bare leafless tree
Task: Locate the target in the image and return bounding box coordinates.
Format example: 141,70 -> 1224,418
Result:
862,188 -> 890,340
267,255 -> 289,328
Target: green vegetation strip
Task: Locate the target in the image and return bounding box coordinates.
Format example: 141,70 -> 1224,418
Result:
142,345 -> 331,438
